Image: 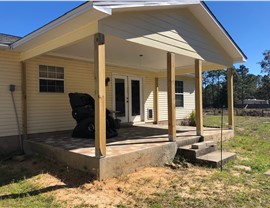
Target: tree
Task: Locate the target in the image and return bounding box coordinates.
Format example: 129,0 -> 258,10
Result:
234,65 -> 249,105
257,75 -> 270,100
259,50 -> 270,75
202,70 -> 226,108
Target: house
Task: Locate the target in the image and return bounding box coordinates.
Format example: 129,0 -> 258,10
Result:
0,1 -> 246,178
242,99 -> 269,105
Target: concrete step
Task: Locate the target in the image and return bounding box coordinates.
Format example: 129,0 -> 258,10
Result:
176,136 -> 201,147
196,151 -> 237,168
177,141 -> 217,162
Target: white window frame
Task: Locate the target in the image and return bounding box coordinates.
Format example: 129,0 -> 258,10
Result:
39,65 -> 64,93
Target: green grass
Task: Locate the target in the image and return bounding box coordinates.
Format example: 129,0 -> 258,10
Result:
204,116 -> 270,172
142,116 -> 270,208
1,116 -> 270,207
0,159 -> 61,208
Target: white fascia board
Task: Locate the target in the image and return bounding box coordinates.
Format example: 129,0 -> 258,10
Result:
93,5 -> 112,15
11,2 -> 111,49
94,0 -> 200,8
233,57 -> 247,63
109,0 -> 200,12
0,44 -> 9,49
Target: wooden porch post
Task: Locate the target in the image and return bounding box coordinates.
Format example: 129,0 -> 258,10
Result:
167,52 -> 176,141
195,59 -> 203,136
154,77 -> 159,124
94,33 -> 106,158
227,68 -> 234,129
21,61 -> 28,140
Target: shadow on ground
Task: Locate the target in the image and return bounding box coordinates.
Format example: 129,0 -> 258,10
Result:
0,155 -> 94,200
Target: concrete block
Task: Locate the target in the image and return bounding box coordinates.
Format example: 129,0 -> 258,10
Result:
191,142 -> 206,149
191,141 -> 215,149
177,143 -> 217,162
196,151 -> 236,168
205,141 -> 216,146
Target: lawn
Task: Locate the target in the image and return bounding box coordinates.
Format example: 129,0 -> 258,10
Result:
0,116 -> 270,207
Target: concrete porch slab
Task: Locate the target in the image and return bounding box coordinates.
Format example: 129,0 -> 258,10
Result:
24,124 -> 234,179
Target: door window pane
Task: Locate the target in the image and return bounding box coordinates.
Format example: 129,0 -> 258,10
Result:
115,78 -> 126,117
131,80 -> 140,116
175,81 -> 184,107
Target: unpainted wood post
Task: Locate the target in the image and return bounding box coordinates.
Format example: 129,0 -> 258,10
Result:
94,33 -> 106,158
195,59 -> 203,136
21,61 -> 28,140
167,52 -> 176,141
154,77 -> 159,124
227,68 -> 234,129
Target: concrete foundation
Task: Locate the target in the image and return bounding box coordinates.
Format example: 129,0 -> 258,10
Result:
99,142 -> 177,179
23,125 -> 234,180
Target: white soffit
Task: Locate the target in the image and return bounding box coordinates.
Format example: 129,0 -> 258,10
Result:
49,35 -> 195,71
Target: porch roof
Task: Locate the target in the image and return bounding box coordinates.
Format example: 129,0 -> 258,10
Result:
10,1 -> 246,73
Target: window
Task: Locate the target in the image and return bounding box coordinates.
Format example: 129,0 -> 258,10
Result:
39,65 -> 64,93
175,80 -> 184,107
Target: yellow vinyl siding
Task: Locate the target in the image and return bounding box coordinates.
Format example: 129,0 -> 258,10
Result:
100,8 -> 232,66
158,76 -> 195,121
26,56 -> 156,134
144,76 -> 155,121
26,56 -> 93,133
1,52 -> 195,136
0,51 -> 22,137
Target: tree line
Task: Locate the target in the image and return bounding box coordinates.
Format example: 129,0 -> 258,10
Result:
202,50 -> 270,108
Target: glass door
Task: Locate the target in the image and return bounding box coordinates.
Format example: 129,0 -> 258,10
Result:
113,75 -> 128,123
113,75 -> 143,123
128,77 -> 142,122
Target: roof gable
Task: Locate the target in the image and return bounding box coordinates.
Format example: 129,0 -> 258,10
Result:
10,0 -> 246,64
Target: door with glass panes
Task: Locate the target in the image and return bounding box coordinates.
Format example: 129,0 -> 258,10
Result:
112,75 -> 143,123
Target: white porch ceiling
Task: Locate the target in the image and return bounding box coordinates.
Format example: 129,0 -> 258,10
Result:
49,35 -> 198,72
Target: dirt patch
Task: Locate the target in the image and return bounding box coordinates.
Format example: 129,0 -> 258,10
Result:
31,167 -> 179,208
0,157 -> 256,208
28,164 -> 244,207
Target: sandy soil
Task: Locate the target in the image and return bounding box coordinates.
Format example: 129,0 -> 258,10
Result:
12,158 -> 245,208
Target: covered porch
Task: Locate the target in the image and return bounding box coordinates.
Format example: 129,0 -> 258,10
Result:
24,124 -> 234,179
11,2 -> 246,179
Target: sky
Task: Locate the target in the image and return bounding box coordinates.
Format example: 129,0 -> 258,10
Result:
0,1 -> 269,75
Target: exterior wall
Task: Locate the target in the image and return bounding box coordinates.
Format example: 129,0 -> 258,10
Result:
0,50 -> 22,137
100,8 -> 231,66
0,50 -> 21,155
25,55 -> 156,134
0,52 -> 195,138
158,76 -> 195,121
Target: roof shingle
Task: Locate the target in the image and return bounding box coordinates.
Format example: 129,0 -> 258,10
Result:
0,33 -> 21,45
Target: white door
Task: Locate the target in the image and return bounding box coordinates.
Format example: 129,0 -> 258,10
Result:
112,75 -> 143,123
